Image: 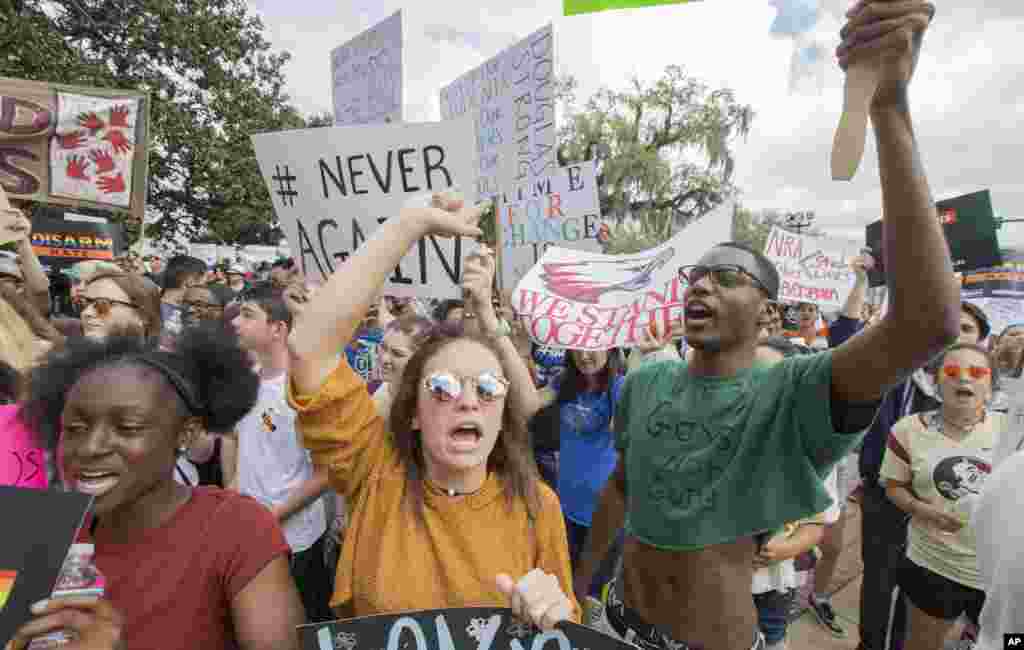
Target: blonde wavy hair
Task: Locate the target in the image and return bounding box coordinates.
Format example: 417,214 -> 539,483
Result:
0,285 -> 63,373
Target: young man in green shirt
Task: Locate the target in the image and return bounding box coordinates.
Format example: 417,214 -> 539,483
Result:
578,4 -> 957,650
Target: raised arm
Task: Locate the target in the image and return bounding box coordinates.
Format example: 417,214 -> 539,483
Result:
831,2 -> 959,404
462,247 -> 542,422
840,254 -> 872,320
288,194 -> 485,395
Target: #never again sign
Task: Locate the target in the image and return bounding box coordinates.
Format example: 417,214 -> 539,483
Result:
252,120 -> 479,299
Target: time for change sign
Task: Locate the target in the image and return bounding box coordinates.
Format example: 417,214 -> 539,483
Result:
252,119 -> 479,299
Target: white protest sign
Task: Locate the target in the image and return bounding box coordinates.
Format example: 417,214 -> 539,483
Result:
439,24 -> 555,202
251,120 -> 479,299
763,226 -> 861,310
331,11 -> 403,126
499,161 -> 602,289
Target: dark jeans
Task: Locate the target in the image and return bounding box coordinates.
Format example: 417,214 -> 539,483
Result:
859,482 -> 909,650
754,590 -> 795,645
566,517 -> 623,598
291,534 -> 335,623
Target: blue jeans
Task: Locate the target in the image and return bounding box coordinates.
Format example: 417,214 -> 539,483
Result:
753,589 -> 795,645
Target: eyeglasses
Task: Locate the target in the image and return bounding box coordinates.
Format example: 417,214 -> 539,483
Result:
679,265 -> 767,293
182,300 -> 223,312
422,371 -> 510,403
942,364 -> 992,380
80,296 -> 139,317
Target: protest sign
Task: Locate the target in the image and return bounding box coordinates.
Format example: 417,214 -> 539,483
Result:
763,226 -> 860,310
0,185 -> 30,245
564,0 -> 698,14
0,77 -> 150,223
0,486 -> 93,648
29,214 -> 123,268
864,190 -> 1002,287
439,25 -> 555,202
498,161 -> 602,289
331,11 -> 403,126
0,407 -> 46,490
512,200 -> 733,350
251,120 -> 479,299
299,607 -> 632,650
961,267 -> 1024,339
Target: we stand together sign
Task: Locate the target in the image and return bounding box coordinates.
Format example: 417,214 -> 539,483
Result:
300,608 -> 631,650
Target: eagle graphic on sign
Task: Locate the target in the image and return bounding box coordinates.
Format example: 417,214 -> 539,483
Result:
539,247 -> 675,304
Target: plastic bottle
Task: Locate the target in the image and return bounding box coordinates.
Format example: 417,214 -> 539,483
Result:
27,543 -> 106,649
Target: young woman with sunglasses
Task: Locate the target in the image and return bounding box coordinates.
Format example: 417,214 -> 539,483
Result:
880,343 -> 1005,650
287,193 -> 577,627
79,271 -> 162,341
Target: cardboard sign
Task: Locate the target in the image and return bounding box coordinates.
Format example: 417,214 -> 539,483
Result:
0,486 -> 93,648
961,267 -> 1024,339
864,190 -> 1003,287
0,406 -> 47,490
331,11 -> 403,126
498,161 -> 602,289
299,607 -> 633,650
439,25 -> 555,202
30,214 -> 123,268
0,77 -> 150,223
763,226 -> 861,310
251,121 -> 479,299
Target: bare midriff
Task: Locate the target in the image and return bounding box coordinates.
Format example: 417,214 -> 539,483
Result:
621,535 -> 758,650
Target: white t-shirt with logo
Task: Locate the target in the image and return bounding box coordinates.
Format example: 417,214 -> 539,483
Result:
237,372 -> 326,553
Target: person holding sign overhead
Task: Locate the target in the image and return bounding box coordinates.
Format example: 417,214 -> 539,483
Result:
577,4 -> 960,650
287,192 -> 578,628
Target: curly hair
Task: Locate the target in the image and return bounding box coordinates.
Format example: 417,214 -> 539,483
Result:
387,331 -> 540,524
20,324 -> 259,451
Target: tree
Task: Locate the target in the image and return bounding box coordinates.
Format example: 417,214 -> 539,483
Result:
1,0 -> 305,245
557,65 -> 754,249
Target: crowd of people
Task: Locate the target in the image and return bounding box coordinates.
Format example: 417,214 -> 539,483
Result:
2,4 -> 1022,650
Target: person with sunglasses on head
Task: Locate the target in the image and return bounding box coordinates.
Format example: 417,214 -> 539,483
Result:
879,344 -> 1003,650
576,6 -> 962,650
287,192 -> 577,627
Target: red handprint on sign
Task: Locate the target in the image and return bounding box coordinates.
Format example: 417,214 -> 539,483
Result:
102,129 -> 132,155
77,112 -> 106,136
96,173 -> 126,194
66,156 -> 90,180
89,149 -> 116,174
109,104 -> 131,128
58,130 -> 86,150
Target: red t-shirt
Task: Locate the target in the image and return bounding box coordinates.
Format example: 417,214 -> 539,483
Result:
85,488 -> 289,650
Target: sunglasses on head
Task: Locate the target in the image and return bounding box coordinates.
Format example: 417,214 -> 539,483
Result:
422,371 -> 510,403
80,296 -> 139,317
679,264 -> 767,293
942,364 -> 991,380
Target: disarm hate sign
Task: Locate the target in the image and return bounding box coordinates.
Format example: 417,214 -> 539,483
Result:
252,120 -> 478,299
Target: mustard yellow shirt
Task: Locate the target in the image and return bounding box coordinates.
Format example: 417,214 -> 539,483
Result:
289,360 -> 580,620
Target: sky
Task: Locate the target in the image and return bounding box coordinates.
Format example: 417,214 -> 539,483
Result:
248,0 -> 1024,248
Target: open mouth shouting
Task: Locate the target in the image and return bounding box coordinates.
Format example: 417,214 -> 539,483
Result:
449,421 -> 484,452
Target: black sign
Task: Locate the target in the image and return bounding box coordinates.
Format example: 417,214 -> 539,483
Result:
29,214 -> 124,269
299,608 -> 632,650
0,486 -> 93,648
864,190 -> 1002,287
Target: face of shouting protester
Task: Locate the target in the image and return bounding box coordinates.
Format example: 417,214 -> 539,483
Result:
936,347 -> 993,415
378,330 -> 415,384
412,339 -> 508,486
80,278 -> 145,340
682,247 -> 770,354
60,365 -> 197,520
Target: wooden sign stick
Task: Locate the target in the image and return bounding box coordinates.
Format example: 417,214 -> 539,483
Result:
830,61 -> 881,181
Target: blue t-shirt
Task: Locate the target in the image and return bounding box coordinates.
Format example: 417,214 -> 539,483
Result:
532,345 -> 567,389
345,328 -> 384,394
557,375 -> 624,527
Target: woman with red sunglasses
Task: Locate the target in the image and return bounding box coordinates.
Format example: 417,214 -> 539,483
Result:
880,343 -> 1006,650
287,192 -> 577,628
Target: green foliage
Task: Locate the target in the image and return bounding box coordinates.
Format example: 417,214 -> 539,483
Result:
1,0 -> 307,245
558,65 -> 754,253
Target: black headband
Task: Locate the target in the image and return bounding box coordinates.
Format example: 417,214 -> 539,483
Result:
130,355 -> 204,416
